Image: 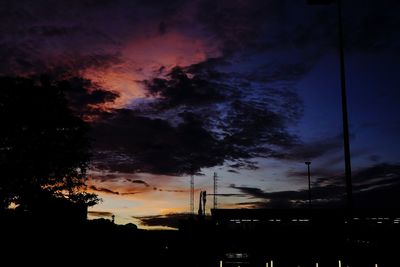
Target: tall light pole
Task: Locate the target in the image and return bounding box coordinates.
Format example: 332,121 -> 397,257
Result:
305,161 -> 312,207
307,0 -> 353,210
336,0 -> 353,211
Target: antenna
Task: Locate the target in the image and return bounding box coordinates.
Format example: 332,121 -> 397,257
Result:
190,175 -> 194,214
213,172 -> 218,210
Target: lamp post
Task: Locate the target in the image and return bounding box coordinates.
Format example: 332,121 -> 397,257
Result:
307,0 -> 353,210
305,161 -> 312,207
336,0 -> 353,212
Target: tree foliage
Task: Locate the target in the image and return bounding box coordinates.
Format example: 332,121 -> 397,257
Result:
0,76 -> 98,211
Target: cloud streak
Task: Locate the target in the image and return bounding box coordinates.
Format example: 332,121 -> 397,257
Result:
88,211 -> 113,217
134,213 -> 191,229
89,185 -> 120,195
129,179 -> 150,187
232,163 -> 400,208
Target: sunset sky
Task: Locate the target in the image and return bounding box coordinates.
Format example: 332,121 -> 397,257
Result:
1,0 -> 399,229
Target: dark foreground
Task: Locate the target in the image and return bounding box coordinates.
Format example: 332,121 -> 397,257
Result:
1,213 -> 399,267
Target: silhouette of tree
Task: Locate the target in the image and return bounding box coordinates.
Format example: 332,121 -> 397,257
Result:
0,76 -> 98,212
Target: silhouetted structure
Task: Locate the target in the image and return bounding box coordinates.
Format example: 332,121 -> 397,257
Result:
213,172 -> 218,210
198,191 -> 207,217
209,208 -> 400,266
211,208 -> 400,230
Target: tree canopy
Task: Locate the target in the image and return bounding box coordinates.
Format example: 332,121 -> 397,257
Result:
0,76 -> 98,212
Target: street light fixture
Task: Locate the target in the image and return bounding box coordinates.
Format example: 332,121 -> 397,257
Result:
305,161 -> 312,207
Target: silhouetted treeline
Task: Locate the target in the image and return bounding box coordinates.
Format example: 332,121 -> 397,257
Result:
0,75 -> 98,217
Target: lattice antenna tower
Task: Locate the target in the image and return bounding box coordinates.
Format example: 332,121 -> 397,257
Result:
213,172 -> 218,210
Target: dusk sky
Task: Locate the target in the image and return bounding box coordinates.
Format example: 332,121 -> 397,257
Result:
1,0 -> 399,229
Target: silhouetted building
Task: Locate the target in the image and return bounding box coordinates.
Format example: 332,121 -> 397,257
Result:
211,208 -> 400,230
208,208 -> 400,266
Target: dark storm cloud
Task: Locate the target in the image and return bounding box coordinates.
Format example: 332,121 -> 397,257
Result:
0,0 -> 124,76
87,51 -> 309,175
232,163 -> 400,208
0,40 -> 122,77
59,77 -> 119,110
196,0 -> 400,59
143,66 -> 225,108
91,108 -> 227,175
196,0 -> 273,55
0,0 -> 183,76
194,0 -> 337,57
134,213 -> 192,229
142,62 -> 306,122
3,0 -> 398,178
1,0 -> 399,78
91,68 -> 302,175
194,0 -> 335,56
